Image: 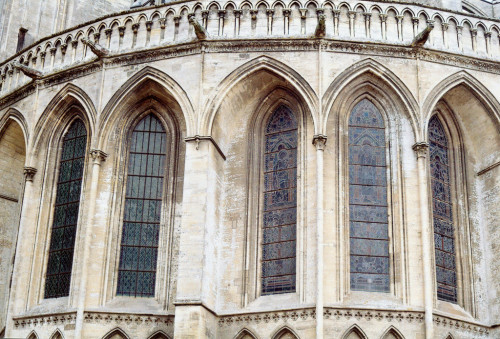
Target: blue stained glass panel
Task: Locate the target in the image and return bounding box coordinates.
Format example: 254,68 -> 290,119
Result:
348,99 -> 390,293
429,116 -> 457,303
262,105 -> 297,295
117,114 -> 166,298
45,119 -> 87,299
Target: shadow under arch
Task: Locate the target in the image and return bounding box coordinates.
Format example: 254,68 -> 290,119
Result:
0,107 -> 29,147
322,57 -> 419,138
200,55 -> 319,136
422,70 -> 500,135
147,330 -> 171,339
380,325 -> 405,339
26,330 -> 39,339
49,328 -> 64,339
341,324 -> 368,339
271,325 -> 300,339
99,65 -> 195,144
234,328 -> 259,339
31,83 -> 96,160
102,327 -> 130,339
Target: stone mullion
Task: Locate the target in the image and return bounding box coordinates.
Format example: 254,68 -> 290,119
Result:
396,15 -> 404,40
412,16 -> 419,37
457,25 -> 463,51
348,11 -> 356,37
267,9 -> 274,35
442,23 -> 449,48
471,28 -> 477,52
364,12 -> 371,38
485,31 -> 492,56
333,9 -> 340,36
218,10 -> 226,36
234,10 -> 242,36
283,9 -> 290,35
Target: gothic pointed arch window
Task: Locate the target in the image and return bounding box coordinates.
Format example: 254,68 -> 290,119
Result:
428,115 -> 457,303
45,119 -> 87,298
348,99 -> 390,293
261,105 -> 298,295
116,114 -> 167,297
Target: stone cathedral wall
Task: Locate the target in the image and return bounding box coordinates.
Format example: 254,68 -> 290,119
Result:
0,0 -> 499,338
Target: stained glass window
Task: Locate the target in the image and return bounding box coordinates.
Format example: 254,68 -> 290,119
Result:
261,105 -> 297,295
429,116 -> 457,303
117,114 -> 166,297
45,119 -> 87,298
348,99 -> 390,293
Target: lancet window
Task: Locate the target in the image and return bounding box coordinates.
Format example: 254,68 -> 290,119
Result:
348,99 -> 390,293
261,105 -> 297,295
116,114 -> 167,297
428,116 -> 457,303
45,119 -> 87,298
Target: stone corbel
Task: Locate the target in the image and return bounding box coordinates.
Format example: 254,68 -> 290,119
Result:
118,25 -> 126,37
90,149 -> 108,165
12,61 -> 43,80
145,20 -> 153,31
250,9 -> 258,21
23,167 -> 37,182
61,43 -> 68,55
299,8 -> 308,20
81,37 -> 109,58
93,32 -> 100,42
412,142 -> 429,158
313,134 -> 327,150
234,9 -> 242,18
132,22 -> 140,33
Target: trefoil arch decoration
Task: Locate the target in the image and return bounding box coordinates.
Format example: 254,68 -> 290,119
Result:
44,118 -> 88,298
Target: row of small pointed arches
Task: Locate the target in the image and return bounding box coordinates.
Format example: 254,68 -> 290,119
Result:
25,325 -> 457,339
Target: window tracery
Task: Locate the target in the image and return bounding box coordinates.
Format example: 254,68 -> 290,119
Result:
116,114 -> 167,297
261,105 -> 297,295
44,119 -> 87,299
428,115 -> 457,303
348,99 -> 390,293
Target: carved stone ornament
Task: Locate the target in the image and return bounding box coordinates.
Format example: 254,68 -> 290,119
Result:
23,166 -> 37,182
412,142 -> 429,158
313,134 -> 327,151
12,61 -> 43,80
90,149 -> 108,164
81,37 -> 109,58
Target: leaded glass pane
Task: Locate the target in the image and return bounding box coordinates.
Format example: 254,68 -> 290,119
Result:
429,116 -> 457,303
261,105 -> 297,295
117,114 -> 166,297
348,99 -> 390,293
45,119 -> 87,299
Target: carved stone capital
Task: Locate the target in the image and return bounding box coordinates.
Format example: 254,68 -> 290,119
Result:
379,14 -> 388,22
396,15 -> 404,22
470,28 -> 478,37
250,9 -> 258,20
90,149 -> 108,165
93,32 -> 100,41
104,28 -> 112,37
187,13 -> 195,20
363,12 -> 372,20
24,167 -> 37,182
441,23 -> 449,31
132,23 -> 140,33
173,16 -> 181,24
159,18 -> 166,29
485,31 -> 492,39
60,43 -> 68,55
218,10 -> 226,18
201,10 -> 209,19
71,39 -> 79,48
348,11 -> 357,19
412,142 -> 429,158
234,9 -> 242,18
282,9 -> 291,17
313,135 -> 327,151
117,26 -> 125,37
316,8 -> 324,16
299,8 -> 308,20
145,20 -> 153,31
332,9 -> 340,18
266,9 -> 274,17
412,16 -> 420,24
50,47 -> 57,56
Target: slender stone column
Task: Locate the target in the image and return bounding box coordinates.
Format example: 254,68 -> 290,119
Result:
333,10 -> 340,36
396,15 -> 404,40
234,10 -> 242,36
471,28 -> 478,52
283,9 -> 290,35
442,23 -> 449,48
412,16 -> 419,37
457,25 -> 463,51
313,135 -> 327,339
412,142 -> 434,339
5,167 -> 37,337
380,14 -> 388,40
218,10 -> 226,36
348,11 -> 356,37
75,150 -> 107,339
364,12 -> 371,38
485,31 -> 492,56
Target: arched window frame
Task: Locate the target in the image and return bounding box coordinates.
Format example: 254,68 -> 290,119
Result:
338,93 -> 408,302
243,89 -> 310,305
39,112 -> 92,301
104,100 -> 180,308
427,103 -> 475,314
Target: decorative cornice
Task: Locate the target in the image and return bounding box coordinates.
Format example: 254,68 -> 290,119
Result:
313,134 -> 328,150
23,166 -> 37,182
218,308 -> 316,326
433,314 -> 490,335
412,142 -> 430,158
83,311 -> 174,326
13,312 -> 77,328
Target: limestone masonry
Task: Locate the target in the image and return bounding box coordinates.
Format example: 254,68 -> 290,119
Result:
0,0 -> 499,338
